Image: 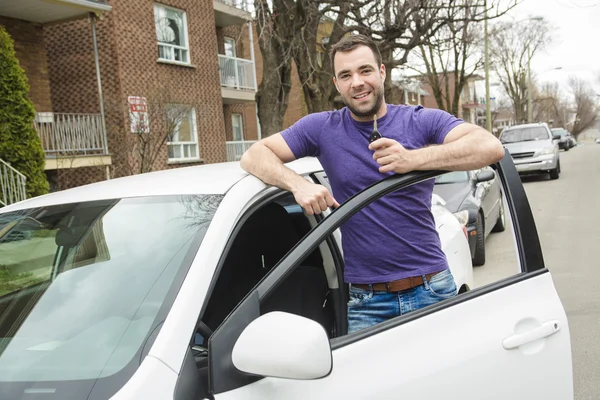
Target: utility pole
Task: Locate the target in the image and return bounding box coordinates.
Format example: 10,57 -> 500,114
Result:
484,0 -> 492,133
527,47 -> 533,123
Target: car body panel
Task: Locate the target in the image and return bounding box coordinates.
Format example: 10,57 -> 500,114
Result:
214,273 -> 572,400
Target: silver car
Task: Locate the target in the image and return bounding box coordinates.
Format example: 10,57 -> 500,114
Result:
499,123 -> 561,180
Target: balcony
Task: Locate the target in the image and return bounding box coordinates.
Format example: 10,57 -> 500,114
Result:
218,55 -> 257,104
213,0 -> 252,27
226,140 -> 256,161
34,113 -> 111,170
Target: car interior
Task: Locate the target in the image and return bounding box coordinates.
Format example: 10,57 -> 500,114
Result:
192,193 -> 346,389
201,195 -> 340,338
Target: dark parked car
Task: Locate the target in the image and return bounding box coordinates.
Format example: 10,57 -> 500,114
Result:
433,168 -> 505,266
551,128 -> 575,150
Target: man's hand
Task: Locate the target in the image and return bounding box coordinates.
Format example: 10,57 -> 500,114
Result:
369,138 -> 419,174
291,180 -> 340,215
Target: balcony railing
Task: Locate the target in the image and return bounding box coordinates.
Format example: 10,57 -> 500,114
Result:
34,113 -> 109,157
0,159 -> 26,206
215,0 -> 251,12
218,55 -> 256,91
226,140 -> 256,161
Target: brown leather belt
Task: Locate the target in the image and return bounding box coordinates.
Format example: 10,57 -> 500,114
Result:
352,271 -> 443,292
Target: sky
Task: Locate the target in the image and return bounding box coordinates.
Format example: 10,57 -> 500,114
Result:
493,0 -> 600,99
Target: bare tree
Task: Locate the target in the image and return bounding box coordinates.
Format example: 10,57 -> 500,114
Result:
490,17 -> 552,123
532,82 -> 570,128
254,0 -> 521,135
107,88 -> 192,175
569,76 -> 599,136
254,0 -> 302,137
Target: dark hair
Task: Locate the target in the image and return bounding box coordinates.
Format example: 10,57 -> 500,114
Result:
329,34 -> 382,76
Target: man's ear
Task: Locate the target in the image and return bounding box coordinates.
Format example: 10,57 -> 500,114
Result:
380,64 -> 386,81
333,77 -> 340,93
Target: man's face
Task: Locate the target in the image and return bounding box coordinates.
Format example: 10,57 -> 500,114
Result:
333,45 -> 386,121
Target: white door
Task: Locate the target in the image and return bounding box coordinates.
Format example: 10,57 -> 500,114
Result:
209,157 -> 573,400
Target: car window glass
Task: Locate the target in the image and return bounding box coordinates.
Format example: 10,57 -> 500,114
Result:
0,195 -> 220,383
257,170 -> 521,337
500,127 -> 550,142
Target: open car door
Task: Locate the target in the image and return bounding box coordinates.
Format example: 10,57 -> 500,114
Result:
207,151 -> 573,400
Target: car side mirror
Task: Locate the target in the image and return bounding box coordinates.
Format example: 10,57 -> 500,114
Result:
552,134 -> 561,140
232,312 -> 332,380
476,170 -> 495,183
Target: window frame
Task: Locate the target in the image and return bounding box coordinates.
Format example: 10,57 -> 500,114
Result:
231,113 -> 244,142
224,37 -> 237,58
166,107 -> 200,162
154,3 -> 191,65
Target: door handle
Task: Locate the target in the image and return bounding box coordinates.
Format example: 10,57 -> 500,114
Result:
503,320 -> 560,350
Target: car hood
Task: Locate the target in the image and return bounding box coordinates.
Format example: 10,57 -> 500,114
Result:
433,183 -> 470,213
503,140 -> 552,154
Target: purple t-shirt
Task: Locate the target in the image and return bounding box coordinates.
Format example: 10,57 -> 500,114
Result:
281,104 -> 463,284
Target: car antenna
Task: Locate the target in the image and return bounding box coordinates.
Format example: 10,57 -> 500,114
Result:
369,113 -> 382,143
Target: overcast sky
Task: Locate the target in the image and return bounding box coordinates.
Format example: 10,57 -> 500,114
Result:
496,0 -> 600,98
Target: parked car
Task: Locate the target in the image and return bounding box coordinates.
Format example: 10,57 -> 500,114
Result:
500,122 -> 561,180
595,137 -> 600,144
0,155 -> 572,400
551,128 -> 572,151
434,168 -> 504,266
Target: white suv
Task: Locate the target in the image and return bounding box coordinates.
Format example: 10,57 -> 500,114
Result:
500,123 -> 561,179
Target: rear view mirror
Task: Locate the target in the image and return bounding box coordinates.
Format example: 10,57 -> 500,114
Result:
476,170 -> 495,183
232,312 -> 332,380
553,134 -> 561,140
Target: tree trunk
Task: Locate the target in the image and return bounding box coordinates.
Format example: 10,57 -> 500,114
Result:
254,0 -> 298,136
256,44 -> 292,136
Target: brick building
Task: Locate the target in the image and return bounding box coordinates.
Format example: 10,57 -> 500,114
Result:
1,0 -> 267,191
419,73 -> 486,125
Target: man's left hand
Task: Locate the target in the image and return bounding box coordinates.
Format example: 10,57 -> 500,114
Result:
369,138 -> 418,174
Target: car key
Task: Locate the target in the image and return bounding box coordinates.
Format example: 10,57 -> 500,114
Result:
369,114 -> 382,143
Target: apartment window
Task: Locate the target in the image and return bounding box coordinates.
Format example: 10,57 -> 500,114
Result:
167,107 -> 199,161
154,4 -> 189,64
224,37 -> 236,58
232,113 -> 244,142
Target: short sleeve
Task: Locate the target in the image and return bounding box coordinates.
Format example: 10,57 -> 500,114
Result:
414,106 -> 464,145
280,112 -> 329,159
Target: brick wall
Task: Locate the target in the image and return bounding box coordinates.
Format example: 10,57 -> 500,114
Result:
1,17 -> 53,112
283,61 -> 308,129
48,166 -> 107,191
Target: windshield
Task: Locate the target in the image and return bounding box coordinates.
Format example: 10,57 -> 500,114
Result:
0,195 -> 220,390
500,127 -> 550,143
551,128 -> 567,137
434,171 -> 469,184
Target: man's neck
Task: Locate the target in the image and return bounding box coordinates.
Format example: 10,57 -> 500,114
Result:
350,103 -> 388,122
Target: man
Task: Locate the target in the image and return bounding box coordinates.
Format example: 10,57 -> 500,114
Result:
240,34 -> 505,333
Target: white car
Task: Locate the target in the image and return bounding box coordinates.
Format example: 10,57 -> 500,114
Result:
0,156 -> 572,400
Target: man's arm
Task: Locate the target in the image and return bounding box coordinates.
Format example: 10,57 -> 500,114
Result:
370,123 -> 505,174
240,134 -> 339,214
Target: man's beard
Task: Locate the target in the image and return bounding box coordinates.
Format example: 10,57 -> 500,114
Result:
343,89 -> 384,118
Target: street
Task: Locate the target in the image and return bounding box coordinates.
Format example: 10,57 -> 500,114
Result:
475,143 -> 600,400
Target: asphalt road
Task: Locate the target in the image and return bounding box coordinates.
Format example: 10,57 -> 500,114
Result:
474,143 -> 600,400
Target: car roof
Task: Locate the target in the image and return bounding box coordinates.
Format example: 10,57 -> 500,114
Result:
1,158 -> 323,212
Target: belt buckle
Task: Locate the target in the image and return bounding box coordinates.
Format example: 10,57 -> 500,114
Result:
385,282 -> 391,292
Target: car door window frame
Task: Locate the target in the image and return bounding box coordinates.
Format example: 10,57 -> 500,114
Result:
207,150 -> 547,395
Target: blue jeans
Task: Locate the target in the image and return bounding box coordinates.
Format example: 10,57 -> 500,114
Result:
347,268 -> 457,334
